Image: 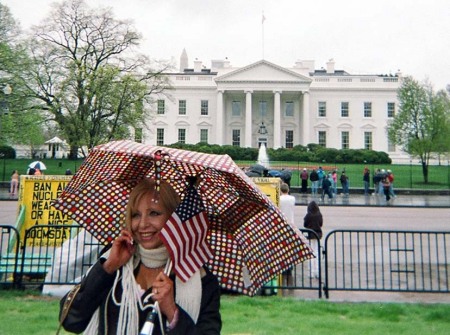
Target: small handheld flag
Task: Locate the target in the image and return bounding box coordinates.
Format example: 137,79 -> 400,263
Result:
160,186 -> 212,282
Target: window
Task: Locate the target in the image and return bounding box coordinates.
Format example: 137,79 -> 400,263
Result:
341,131 -> 349,149
134,128 -> 143,143
285,102 -> 294,117
318,131 -> 326,147
285,130 -> 294,148
179,100 -> 186,115
201,100 -> 209,115
232,101 -> 241,116
318,101 -> 326,117
200,129 -> 208,143
364,102 -> 372,117
387,136 -> 396,152
157,100 -> 165,115
232,129 -> 240,146
178,128 -> 186,143
387,102 -> 395,118
259,101 -> 267,117
156,128 -> 164,145
364,131 -> 372,150
341,102 -> 349,117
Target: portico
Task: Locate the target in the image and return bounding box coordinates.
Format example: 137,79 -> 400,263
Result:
214,60 -> 312,148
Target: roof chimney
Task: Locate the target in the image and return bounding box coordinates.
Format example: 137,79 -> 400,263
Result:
194,58 -> 202,72
326,58 -> 335,74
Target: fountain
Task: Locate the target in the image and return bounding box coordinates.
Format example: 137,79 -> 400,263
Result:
257,143 -> 270,168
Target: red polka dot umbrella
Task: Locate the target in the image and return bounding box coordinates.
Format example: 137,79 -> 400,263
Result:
53,140 -> 313,296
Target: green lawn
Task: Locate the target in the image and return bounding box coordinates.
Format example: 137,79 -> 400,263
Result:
0,290 -> 449,335
1,158 -> 449,190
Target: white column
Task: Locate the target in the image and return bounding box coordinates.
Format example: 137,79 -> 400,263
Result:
245,90 -> 253,147
216,90 -> 224,145
302,91 -> 310,145
273,90 -> 281,149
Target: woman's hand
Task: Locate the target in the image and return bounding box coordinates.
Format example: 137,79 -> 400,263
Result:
152,272 -> 178,323
103,229 -> 135,274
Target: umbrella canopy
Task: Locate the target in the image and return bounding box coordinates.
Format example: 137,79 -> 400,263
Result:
53,140 -> 313,296
28,161 -> 47,170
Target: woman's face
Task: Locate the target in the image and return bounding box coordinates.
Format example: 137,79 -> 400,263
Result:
130,192 -> 173,250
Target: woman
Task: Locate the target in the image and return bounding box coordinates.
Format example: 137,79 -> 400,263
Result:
59,178 -> 222,335
9,170 -> 19,196
303,201 -> 323,278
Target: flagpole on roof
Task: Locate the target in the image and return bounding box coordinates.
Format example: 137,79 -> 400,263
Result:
261,11 -> 266,60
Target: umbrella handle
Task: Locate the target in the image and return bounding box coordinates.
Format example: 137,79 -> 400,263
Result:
139,260 -> 173,335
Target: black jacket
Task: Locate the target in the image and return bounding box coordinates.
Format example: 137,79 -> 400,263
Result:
60,259 -> 222,334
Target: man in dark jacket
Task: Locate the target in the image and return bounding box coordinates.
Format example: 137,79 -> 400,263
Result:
309,169 -> 319,196
321,174 -> 333,200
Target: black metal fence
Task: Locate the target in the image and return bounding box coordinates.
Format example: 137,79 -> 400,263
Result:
1,225 -> 449,299
323,229 -> 450,298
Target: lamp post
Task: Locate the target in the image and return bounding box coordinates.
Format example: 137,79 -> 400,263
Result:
447,159 -> 450,189
0,84 -> 12,145
409,159 -> 413,189
0,153 -> 5,182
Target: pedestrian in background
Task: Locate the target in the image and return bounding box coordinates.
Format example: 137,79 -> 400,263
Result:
279,183 -> 296,227
10,170 -> 19,197
321,173 -> 333,201
363,167 -> 370,196
387,170 -> 396,198
309,169 -> 319,196
340,171 -> 349,195
300,168 -> 309,193
303,201 -> 323,278
279,182 -> 296,286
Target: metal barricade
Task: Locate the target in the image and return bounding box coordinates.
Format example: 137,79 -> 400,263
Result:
0,225 -> 21,288
323,230 -> 450,298
15,225 -> 102,289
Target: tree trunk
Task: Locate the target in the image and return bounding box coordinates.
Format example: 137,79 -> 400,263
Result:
69,145 -> 79,160
422,161 -> 429,183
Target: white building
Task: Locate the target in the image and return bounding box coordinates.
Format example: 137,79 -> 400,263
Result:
147,52 -> 405,162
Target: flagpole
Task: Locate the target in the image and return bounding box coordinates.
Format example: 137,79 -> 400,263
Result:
261,11 -> 265,60
140,261 -> 173,335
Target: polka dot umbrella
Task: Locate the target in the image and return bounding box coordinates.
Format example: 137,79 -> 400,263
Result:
52,140 -> 313,296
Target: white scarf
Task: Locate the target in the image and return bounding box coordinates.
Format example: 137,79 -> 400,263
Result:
85,245 -> 202,335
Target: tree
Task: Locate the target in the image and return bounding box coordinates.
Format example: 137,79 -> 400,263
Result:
388,76 -> 450,183
1,2 -> 45,150
18,0 -> 171,158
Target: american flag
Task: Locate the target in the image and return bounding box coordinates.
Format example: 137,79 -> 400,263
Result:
160,186 -> 213,282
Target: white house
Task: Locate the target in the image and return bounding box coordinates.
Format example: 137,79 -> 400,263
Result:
147,51 -> 406,162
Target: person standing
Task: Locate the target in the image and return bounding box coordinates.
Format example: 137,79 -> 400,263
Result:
300,168 -> 309,193
382,176 -> 391,201
303,201 -> 323,278
309,169 -> 319,196
321,174 -> 333,201
331,170 -> 338,195
387,170 -> 396,198
363,167 -> 370,196
279,183 -> 296,227
340,171 -> 349,195
279,183 -> 296,286
10,170 -> 19,196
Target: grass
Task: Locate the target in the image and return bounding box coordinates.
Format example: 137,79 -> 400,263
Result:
0,158 -> 449,190
0,290 -> 449,335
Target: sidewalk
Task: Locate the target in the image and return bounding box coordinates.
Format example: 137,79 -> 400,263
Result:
293,192 -> 450,208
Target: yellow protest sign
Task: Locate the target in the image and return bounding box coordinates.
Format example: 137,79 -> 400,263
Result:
251,177 -> 281,207
17,175 -> 74,247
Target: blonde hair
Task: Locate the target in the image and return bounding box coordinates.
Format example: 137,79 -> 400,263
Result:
125,179 -> 180,228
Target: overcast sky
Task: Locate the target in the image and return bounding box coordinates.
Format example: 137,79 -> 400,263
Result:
3,0 -> 449,90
